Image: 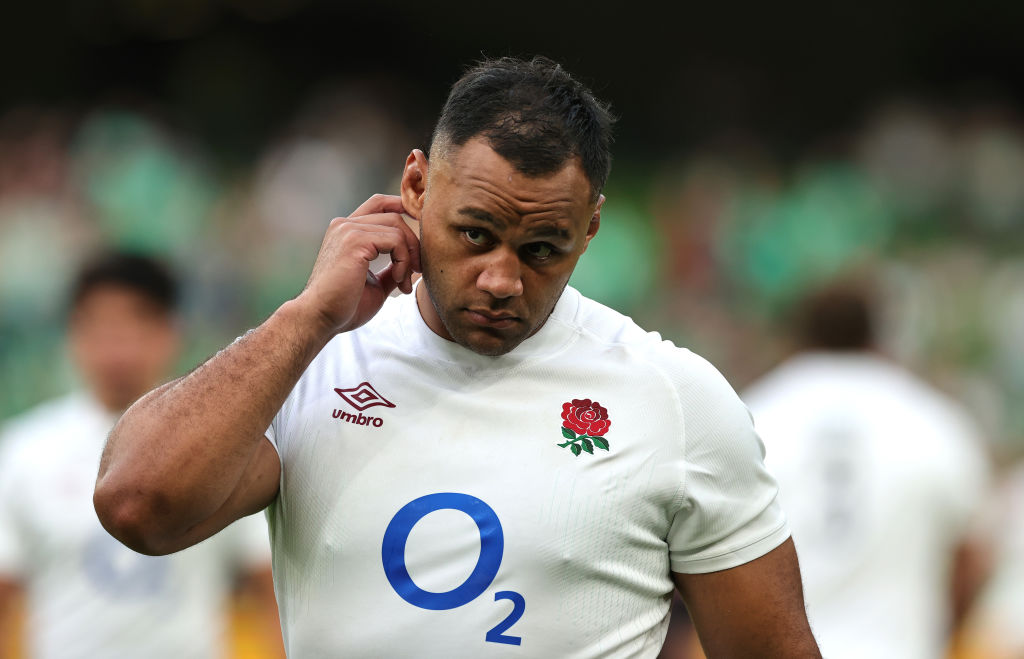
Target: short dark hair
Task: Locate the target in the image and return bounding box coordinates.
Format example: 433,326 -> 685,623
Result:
69,251 -> 179,314
794,283 -> 875,351
430,56 -> 615,200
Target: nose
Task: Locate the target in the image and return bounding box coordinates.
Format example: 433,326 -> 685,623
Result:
476,248 -> 523,298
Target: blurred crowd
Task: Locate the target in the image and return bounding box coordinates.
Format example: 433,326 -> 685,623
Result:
1,85 -> 1024,657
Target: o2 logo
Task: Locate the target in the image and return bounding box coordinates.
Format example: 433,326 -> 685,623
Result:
382,493 -> 525,646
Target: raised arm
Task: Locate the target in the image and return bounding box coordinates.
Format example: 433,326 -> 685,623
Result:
94,194 -> 421,555
672,538 -> 821,658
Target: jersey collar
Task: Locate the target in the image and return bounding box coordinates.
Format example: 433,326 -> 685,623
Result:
398,280 -> 580,369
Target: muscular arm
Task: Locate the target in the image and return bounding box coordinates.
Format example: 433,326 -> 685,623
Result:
672,538 -> 820,659
94,194 -> 420,555
94,302 -> 327,554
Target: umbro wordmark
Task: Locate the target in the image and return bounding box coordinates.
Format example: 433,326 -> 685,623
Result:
331,410 -> 384,427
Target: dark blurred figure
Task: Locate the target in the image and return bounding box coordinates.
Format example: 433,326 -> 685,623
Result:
743,279 -> 991,659
0,252 -> 283,659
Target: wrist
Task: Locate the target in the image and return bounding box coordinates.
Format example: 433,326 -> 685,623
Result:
275,297 -> 339,349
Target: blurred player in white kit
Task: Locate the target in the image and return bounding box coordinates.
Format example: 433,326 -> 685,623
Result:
0,252 -> 283,659
743,281 -> 991,659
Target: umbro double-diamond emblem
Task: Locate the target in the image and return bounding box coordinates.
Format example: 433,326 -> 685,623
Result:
332,381 -> 395,428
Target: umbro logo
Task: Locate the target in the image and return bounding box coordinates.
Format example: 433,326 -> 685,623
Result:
334,382 -> 396,411
332,382 -> 395,428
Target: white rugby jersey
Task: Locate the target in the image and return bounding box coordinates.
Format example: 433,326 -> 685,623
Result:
0,393 -> 272,659
744,352 -> 990,659
265,284 -> 789,658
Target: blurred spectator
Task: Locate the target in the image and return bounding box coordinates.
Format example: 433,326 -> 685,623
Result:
0,108 -> 97,419
69,108 -> 217,257
742,279 -> 992,659
0,252 -> 282,658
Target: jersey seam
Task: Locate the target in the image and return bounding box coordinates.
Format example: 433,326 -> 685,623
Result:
566,317 -> 691,513
672,517 -> 790,566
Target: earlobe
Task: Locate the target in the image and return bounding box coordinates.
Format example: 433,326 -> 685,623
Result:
400,149 -> 429,220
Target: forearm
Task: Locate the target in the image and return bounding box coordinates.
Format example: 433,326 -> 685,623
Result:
95,299 -> 333,551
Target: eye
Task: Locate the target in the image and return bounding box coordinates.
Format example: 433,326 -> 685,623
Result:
463,228 -> 491,246
524,243 -> 555,260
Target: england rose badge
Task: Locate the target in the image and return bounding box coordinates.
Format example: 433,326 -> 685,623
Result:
558,398 -> 611,456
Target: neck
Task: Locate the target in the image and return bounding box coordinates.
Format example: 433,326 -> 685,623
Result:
415,280 -> 455,342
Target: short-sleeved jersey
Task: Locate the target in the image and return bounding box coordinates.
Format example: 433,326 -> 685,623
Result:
0,393 -> 272,659
265,284 -> 789,658
743,352 -> 990,659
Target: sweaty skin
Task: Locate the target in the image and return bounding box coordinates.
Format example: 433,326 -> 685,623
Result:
94,140 -> 820,658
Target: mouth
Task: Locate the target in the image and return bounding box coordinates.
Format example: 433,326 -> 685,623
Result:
464,308 -> 521,330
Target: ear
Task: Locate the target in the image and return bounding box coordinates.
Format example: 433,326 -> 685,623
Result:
581,194 -> 604,252
400,149 -> 429,220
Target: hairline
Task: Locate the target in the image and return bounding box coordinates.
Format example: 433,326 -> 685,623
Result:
428,132 -> 603,203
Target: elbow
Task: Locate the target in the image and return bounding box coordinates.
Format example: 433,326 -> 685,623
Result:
93,478 -> 180,556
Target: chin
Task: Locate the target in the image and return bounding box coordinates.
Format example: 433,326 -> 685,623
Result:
466,342 -> 517,357
452,327 -> 525,357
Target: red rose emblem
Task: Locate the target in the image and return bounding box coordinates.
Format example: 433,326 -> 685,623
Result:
561,398 -> 611,437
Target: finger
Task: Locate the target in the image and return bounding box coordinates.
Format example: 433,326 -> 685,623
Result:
340,225 -> 411,285
341,213 -> 421,278
374,262 -> 410,296
348,194 -> 407,219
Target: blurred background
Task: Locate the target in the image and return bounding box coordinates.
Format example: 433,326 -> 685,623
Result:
2,0 -> 1024,656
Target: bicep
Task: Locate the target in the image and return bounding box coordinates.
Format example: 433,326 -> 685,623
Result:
170,437 -> 280,552
672,537 -> 820,658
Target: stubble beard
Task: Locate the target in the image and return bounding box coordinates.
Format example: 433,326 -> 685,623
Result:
418,269 -> 518,357
419,246 -> 533,357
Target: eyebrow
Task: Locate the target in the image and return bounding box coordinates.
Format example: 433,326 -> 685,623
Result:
457,207 -> 506,229
457,207 -> 572,241
529,224 -> 572,241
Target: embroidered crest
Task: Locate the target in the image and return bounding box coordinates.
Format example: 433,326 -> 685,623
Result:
557,398 -> 611,456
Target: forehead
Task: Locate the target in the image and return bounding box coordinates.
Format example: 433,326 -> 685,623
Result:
431,138 -> 593,223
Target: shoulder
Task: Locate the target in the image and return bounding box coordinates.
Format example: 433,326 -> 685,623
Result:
561,290 -> 751,444
566,290 -> 743,401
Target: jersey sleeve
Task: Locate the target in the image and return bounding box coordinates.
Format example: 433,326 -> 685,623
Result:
264,417 -> 281,456
664,352 -> 790,574
0,440 -> 28,577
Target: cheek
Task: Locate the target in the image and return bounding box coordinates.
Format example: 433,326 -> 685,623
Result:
522,266 -> 574,303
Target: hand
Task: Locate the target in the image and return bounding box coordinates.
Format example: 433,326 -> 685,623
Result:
296,194 -> 421,335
